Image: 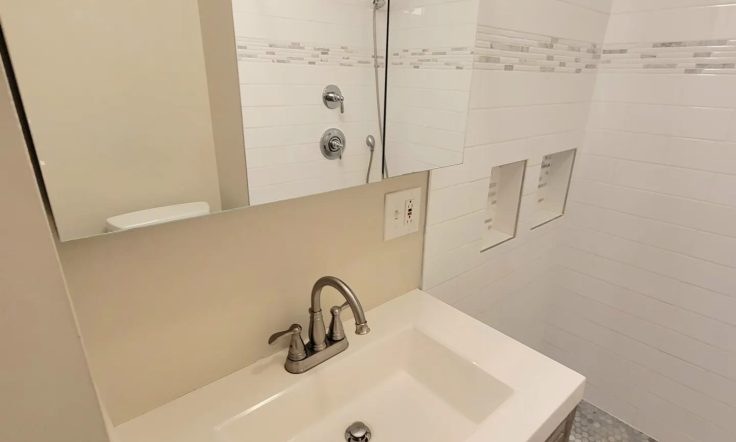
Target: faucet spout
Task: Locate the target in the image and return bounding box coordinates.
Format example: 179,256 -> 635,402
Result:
271,276 -> 371,373
309,276 -> 370,351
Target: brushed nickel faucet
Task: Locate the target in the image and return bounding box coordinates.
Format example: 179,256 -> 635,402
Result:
268,276 -> 370,374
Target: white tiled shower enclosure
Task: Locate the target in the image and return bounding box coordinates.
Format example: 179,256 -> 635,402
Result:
422,1 -> 736,441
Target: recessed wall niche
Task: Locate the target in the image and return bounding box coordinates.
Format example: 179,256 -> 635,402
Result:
532,149 -> 576,229
481,160 -> 526,252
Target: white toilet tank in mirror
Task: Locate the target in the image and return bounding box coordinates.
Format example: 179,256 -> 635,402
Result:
105,202 -> 211,232
0,0 -> 468,241
114,291 -> 585,442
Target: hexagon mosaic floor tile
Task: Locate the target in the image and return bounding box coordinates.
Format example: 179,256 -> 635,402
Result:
571,401 -> 656,442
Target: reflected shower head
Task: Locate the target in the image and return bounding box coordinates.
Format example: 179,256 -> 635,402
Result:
373,0 -> 386,9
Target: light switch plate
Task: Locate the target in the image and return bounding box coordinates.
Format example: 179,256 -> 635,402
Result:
384,187 -> 422,241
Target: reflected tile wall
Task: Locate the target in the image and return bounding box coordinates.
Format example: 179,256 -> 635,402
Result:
384,0 -> 478,176
232,0 -> 384,205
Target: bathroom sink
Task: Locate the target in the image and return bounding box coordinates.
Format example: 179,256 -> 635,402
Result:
217,329 -> 512,441
114,290 -> 585,442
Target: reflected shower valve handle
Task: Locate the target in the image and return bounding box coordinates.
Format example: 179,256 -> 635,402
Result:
325,92 -> 344,114
323,85 -> 345,114
328,137 -> 343,153
320,128 -> 346,160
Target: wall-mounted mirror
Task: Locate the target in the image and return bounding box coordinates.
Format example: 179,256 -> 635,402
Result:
0,0 -> 468,241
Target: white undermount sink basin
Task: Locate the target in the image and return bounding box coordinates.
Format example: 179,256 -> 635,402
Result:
114,290 -> 585,442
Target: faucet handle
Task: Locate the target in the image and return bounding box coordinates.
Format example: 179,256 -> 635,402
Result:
323,85 -> 345,114
268,324 -> 307,361
328,303 -> 350,342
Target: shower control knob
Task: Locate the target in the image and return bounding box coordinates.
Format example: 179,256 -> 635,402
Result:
328,137 -> 343,152
323,84 -> 345,114
321,128 -> 346,160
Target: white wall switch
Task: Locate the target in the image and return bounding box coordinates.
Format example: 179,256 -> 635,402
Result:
384,187 -> 422,241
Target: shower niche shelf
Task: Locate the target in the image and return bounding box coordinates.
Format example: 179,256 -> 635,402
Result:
481,160 -> 526,252
532,149 -> 576,229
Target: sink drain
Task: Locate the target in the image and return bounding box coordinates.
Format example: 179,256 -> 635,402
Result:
345,421 -> 371,441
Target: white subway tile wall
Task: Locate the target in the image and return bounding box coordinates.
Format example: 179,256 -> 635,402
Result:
235,0 -> 479,202
384,0 -> 477,176
556,2 -> 736,439
232,0 -> 384,205
423,0 -> 606,354
423,1 -> 736,441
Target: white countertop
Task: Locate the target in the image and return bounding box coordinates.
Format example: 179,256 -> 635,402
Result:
114,290 -> 584,442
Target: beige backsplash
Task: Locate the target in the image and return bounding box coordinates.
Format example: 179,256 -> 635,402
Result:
59,172 -> 427,426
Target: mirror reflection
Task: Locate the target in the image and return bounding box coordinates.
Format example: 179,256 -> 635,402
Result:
234,0 -> 388,205
0,0 -> 466,241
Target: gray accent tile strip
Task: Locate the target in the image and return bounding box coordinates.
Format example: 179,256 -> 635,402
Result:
474,25 -> 600,74
389,46 -> 473,70
236,37 -> 382,67
601,38 -> 736,74
237,36 -> 471,70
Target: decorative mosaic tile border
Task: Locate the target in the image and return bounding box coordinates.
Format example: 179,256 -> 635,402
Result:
235,36 -> 470,70
474,25 -> 600,73
600,39 -> 736,74
389,47 -> 473,70
235,26 -> 608,73
235,37 -> 383,67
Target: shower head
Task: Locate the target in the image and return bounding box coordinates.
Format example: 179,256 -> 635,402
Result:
372,0 -> 386,9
